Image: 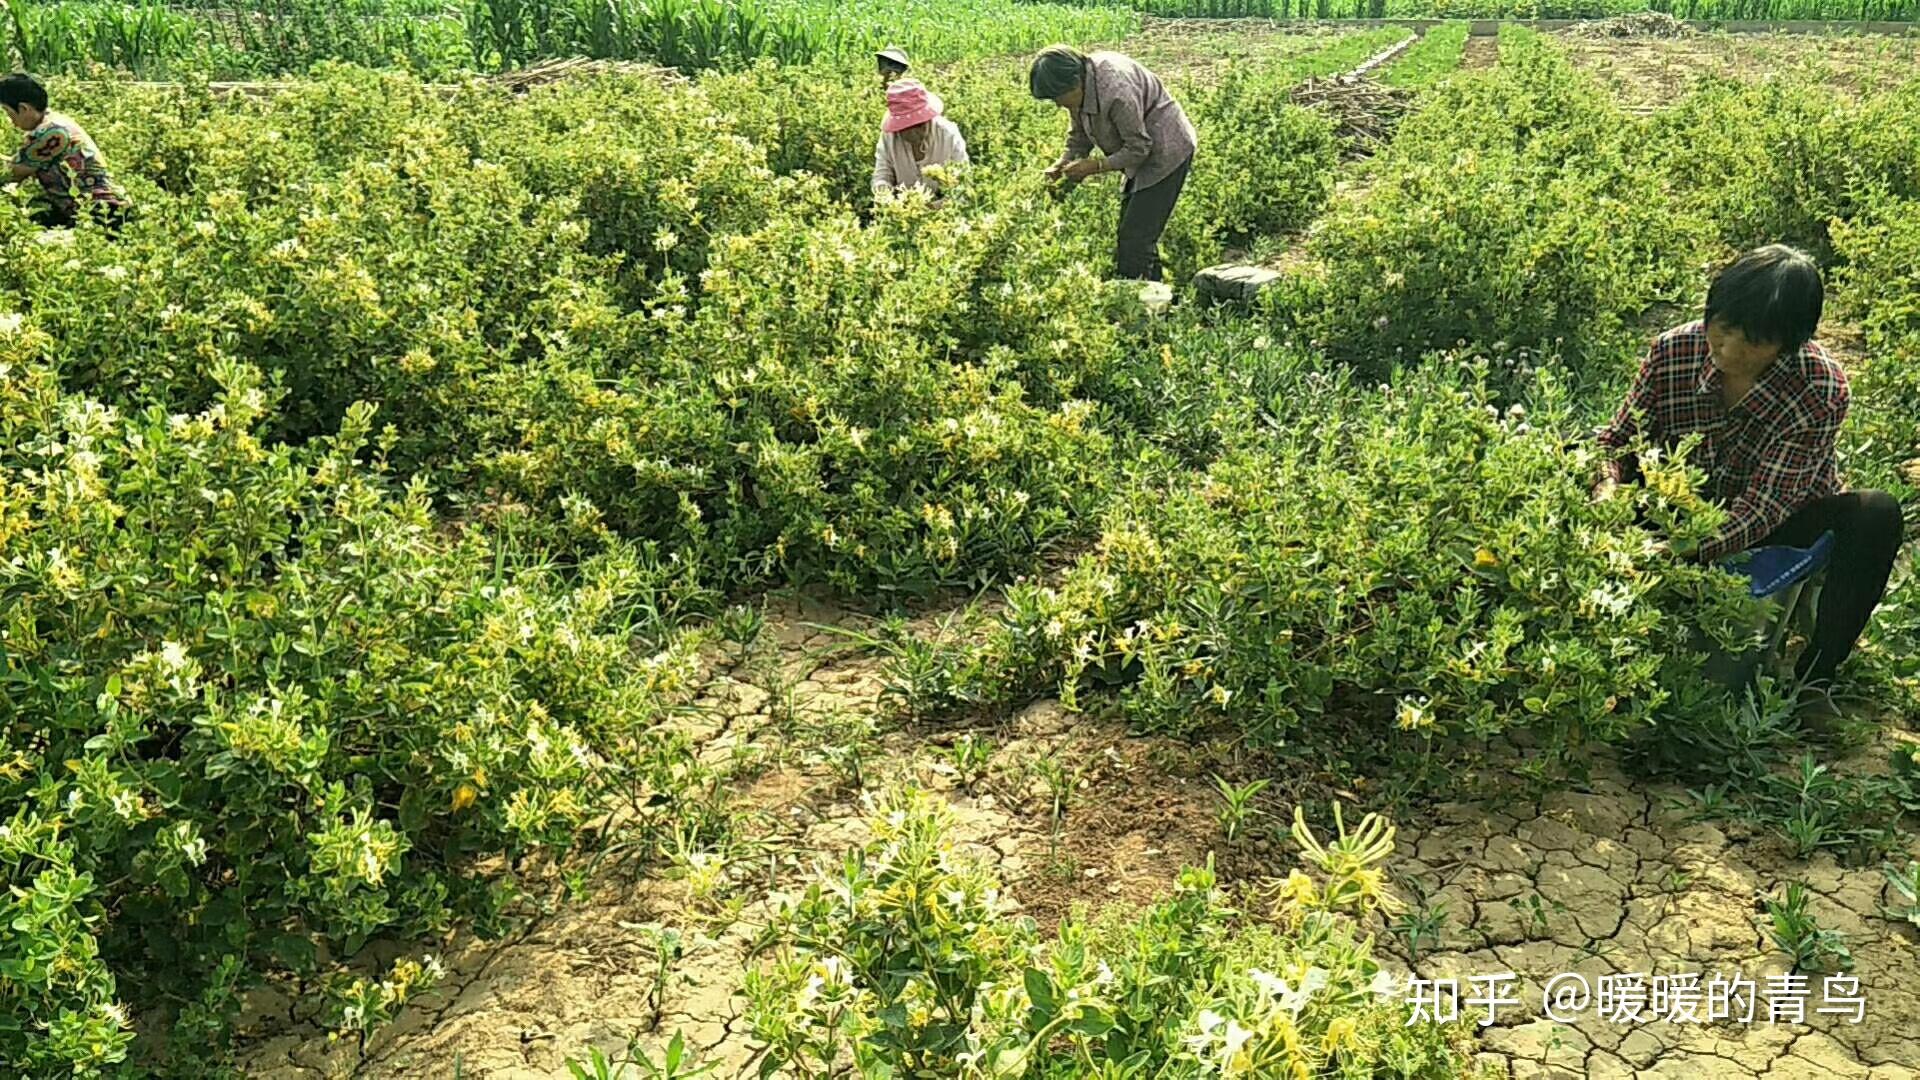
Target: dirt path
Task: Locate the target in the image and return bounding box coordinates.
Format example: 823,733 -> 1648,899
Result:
1462,33 -> 1500,70
231,594 -> 1920,1080
1557,33 -> 1920,110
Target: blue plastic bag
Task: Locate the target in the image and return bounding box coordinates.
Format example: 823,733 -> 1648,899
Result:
1719,530 -> 1835,599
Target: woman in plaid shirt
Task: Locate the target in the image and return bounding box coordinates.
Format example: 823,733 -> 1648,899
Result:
1595,245 -> 1904,719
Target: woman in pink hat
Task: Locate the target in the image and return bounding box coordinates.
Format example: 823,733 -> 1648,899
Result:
872,79 -> 968,201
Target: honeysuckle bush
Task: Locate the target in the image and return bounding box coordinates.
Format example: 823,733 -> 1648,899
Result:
1830,198 -> 1920,702
16,70 -> 817,433
1832,198 -> 1920,501
1640,77 -> 1920,259
697,56 -> 1345,283
1276,27 -> 1712,381
6,60 -> 1351,601
467,166 -> 1201,595
885,350 -> 1766,791
0,343 -> 724,1070
744,787 -> 1481,1079
1162,63 -> 1341,278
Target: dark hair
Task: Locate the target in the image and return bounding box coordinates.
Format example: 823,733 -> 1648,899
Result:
0,73 -> 48,113
1028,46 -> 1087,101
1704,244 -> 1824,357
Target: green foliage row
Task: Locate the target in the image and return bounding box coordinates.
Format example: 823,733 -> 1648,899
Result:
883,342 -> 1767,790
1271,27 -> 1920,389
746,787 -> 1483,1079
0,336 -> 727,1070
1274,27 -> 1713,383
1379,20 -> 1467,86
0,54 -> 1355,1070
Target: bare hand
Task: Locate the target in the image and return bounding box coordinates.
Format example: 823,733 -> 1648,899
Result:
1590,476 -> 1618,503
1061,157 -> 1103,181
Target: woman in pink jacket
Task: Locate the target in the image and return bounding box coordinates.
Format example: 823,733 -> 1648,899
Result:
872,80 -> 969,203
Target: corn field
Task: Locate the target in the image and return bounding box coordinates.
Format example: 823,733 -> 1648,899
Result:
0,0 -> 1135,75
463,0 -> 1139,72
2,0 -> 193,77
0,0 -> 1913,80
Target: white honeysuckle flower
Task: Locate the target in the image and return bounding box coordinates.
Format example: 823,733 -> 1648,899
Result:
1222,1020 -> 1255,1057
1250,969 -> 1290,999
1371,969 -> 1400,999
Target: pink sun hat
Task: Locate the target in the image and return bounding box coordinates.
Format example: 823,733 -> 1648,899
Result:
882,79 -> 944,134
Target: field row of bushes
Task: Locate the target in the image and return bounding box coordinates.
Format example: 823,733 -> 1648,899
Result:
0,48 -> 1374,1073
888,27 -> 1920,820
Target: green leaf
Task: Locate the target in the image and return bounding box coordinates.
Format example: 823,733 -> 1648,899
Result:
398,786 -> 429,835
1022,966 -> 1055,1013
270,932 -> 316,973
158,864 -> 191,900
988,1044 -> 1027,1080
1070,1009 -> 1113,1037
665,1030 -> 685,1070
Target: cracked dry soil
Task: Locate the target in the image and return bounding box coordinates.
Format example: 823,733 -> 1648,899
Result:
236,596 -> 1920,1080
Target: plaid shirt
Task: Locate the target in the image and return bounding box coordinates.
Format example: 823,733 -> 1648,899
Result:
1597,321 -> 1848,562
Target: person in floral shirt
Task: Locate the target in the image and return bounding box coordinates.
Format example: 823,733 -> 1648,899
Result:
2,73 -> 130,232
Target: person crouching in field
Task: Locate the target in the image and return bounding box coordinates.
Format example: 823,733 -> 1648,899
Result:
1593,245 -> 1904,722
872,80 -> 968,203
1029,45 -> 1196,283
1,73 -> 130,233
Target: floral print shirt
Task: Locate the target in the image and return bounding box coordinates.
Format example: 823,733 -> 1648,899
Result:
16,112 -> 128,216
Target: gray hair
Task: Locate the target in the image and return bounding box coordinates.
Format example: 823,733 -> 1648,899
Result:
1028,45 -> 1086,101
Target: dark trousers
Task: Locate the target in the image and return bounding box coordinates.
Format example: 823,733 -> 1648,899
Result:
32,200 -> 129,236
1755,491 -> 1904,685
1115,154 -> 1192,283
